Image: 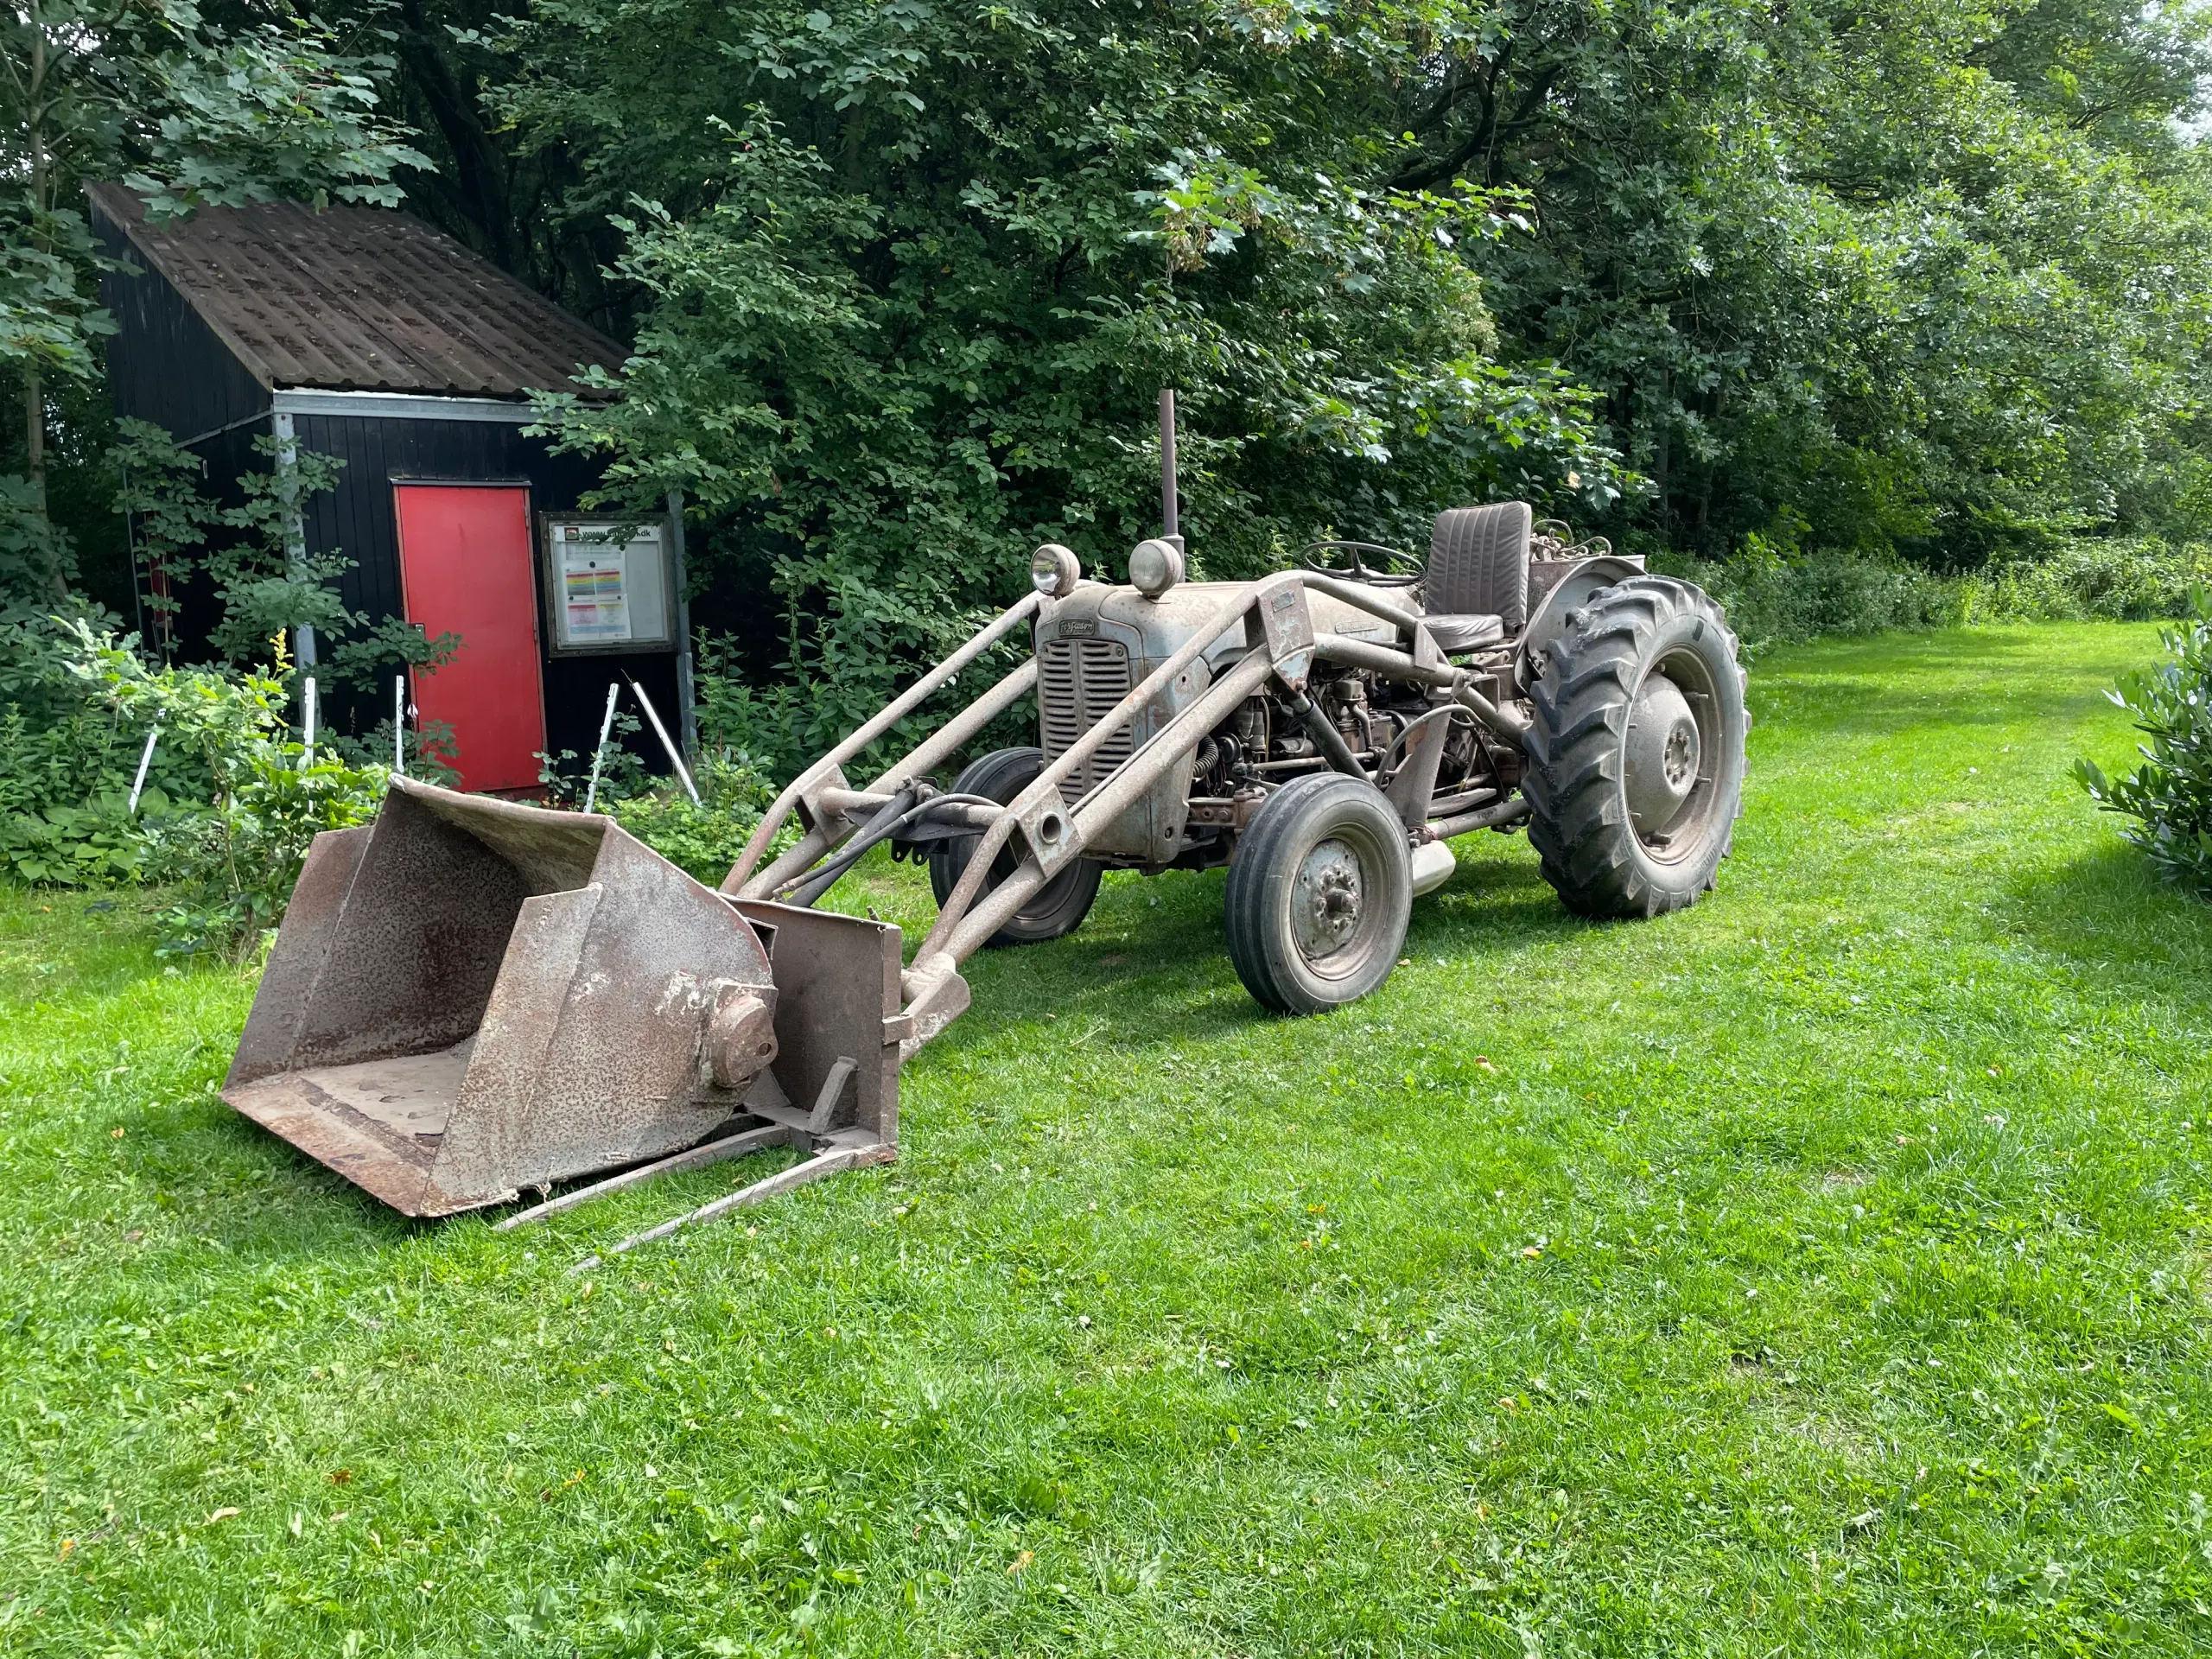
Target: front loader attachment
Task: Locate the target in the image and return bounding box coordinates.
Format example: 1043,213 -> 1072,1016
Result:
223,778 -> 902,1217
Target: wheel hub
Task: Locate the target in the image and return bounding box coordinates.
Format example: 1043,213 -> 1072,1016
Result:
1292,838 -> 1365,958
1623,672 -> 1701,836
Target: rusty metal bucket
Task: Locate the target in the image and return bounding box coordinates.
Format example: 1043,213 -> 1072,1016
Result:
223,778 -> 903,1217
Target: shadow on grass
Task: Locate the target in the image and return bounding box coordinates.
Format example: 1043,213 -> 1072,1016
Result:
931,831 -> 1592,1066
1999,836 -> 2212,986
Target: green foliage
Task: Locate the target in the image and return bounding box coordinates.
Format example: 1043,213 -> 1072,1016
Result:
111,418 -> 459,690
0,613 -> 384,954
194,435 -> 358,663
0,1 -> 428,390
0,604 -> 202,833
2078,588 -> 2212,896
107,414 -> 213,638
1656,550 -> 1970,654
1658,536 -> 2212,653
1980,538 -> 2212,624
141,748 -> 386,958
397,0 -> 2212,769
495,7 -> 1624,768
78,627 -> 386,957
0,785 -> 163,886
124,12 -> 431,219
541,698 -> 778,882
1443,0 -> 2212,567
0,470 -> 77,601
605,753 -> 776,884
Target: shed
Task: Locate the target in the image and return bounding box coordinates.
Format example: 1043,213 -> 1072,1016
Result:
89,183 -> 692,793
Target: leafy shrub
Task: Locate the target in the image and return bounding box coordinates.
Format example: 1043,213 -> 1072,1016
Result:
8,620 -> 387,955
1977,538 -> 2212,623
0,607 -> 210,868
2076,588 -> 2212,898
143,751 -> 387,957
112,420 -> 459,692
540,712 -> 778,884
0,790 -> 168,886
1651,538 -> 2212,655
604,753 -> 777,885
1648,551 -> 1967,653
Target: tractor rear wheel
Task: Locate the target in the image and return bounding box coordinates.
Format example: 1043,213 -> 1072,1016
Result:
1224,772 -> 1412,1014
928,747 -> 1103,947
1523,576 -> 1747,918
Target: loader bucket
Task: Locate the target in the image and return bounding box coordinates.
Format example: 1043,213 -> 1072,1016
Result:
222,777 -> 905,1217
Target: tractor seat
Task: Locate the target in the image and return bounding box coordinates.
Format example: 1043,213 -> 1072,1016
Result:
1427,501 -> 1533,635
1421,613 -> 1505,653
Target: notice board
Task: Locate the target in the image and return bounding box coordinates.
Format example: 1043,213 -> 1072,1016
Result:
540,513 -> 678,655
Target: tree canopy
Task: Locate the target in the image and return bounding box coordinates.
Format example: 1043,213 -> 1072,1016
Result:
8,0 -> 2212,761
0,0 -> 426,598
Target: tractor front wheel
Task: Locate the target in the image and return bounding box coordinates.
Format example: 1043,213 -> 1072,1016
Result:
1523,576 -> 1748,918
927,747 -> 1103,947
1224,772 -> 1412,1014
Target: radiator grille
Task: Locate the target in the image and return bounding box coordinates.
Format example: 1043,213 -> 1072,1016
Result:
1039,637 -> 1135,803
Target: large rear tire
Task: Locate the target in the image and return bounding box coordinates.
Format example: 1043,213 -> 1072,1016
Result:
1523,576 -> 1747,918
1224,772 -> 1412,1014
927,747 -> 1103,947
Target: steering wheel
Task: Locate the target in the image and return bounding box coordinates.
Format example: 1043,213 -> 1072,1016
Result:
1299,540 -> 1424,588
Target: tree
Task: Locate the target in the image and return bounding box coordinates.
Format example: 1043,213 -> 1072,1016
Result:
0,1 -> 426,599
481,0 -> 1621,768
1383,0 -> 2212,565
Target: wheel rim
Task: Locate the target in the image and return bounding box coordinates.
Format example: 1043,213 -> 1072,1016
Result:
1623,647 -> 1723,861
1287,828 -> 1390,982
982,830 -> 1085,924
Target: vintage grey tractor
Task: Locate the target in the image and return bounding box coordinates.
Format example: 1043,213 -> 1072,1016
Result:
222,399 -> 1745,1232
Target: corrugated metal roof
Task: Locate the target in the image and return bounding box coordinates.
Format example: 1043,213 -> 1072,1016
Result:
89,183 -> 627,399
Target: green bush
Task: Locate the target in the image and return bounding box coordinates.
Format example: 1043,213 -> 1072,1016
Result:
0,789 -> 169,886
540,711 -> 779,885
75,627 -> 387,957
1648,551 -> 1967,653
2,618 -> 387,955
604,753 -> 776,885
2076,588 -> 2212,898
1977,538 -> 2212,623
0,607 -> 207,815
142,750 -> 388,957
1651,538 -> 2212,655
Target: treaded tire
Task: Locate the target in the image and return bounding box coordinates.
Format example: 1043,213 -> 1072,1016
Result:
1428,503 -> 1532,631
928,747 -> 1103,947
1224,772 -> 1412,1014
1523,576 -> 1747,918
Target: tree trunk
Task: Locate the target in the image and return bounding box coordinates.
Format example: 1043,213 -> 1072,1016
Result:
18,14 -> 68,597
22,363 -> 64,598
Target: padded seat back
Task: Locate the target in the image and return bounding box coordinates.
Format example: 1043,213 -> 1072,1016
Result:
1427,503 -> 1532,632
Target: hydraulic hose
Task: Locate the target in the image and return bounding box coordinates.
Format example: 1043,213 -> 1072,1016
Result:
781,786 -> 920,907
779,791 -> 1009,907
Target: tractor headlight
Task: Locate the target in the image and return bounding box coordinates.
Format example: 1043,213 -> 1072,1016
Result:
1128,537 -> 1185,600
1031,543 -> 1081,596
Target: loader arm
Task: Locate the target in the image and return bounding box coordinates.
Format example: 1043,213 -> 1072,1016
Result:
724,563 -> 1540,1057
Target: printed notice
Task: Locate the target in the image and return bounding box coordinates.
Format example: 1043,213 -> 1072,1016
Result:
561,534 -> 631,644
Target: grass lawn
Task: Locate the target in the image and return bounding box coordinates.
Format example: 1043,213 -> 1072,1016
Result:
3,621 -> 2209,1657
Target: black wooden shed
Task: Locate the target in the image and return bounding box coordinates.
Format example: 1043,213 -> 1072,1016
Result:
90,183 -> 692,793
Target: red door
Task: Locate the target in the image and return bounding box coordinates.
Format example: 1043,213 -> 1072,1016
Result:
393,485 -> 545,792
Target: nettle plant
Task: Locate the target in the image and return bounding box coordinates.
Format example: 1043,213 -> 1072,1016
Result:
2078,587 -> 2212,896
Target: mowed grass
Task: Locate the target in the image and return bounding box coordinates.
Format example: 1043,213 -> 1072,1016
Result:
3,623 -> 2209,1658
